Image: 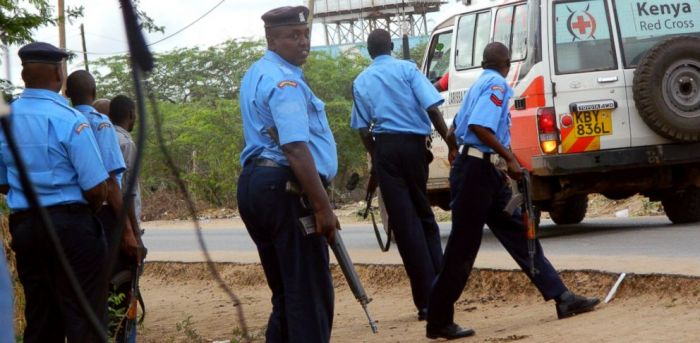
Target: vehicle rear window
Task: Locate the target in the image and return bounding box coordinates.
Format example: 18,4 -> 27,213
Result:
553,0 -> 617,74
613,0 -> 700,68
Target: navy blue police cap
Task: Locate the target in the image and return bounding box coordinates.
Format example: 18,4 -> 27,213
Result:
18,42 -> 68,64
262,6 -> 310,28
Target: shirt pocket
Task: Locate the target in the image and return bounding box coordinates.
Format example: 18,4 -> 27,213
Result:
309,97 -> 330,133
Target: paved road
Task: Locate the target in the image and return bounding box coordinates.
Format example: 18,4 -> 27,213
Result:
142,216 -> 700,276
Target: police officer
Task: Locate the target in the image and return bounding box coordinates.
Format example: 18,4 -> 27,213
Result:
350,28 -> 458,321
0,42 -> 110,343
426,42 -> 599,340
66,70 -> 138,257
108,95 -> 143,343
237,6 -> 338,343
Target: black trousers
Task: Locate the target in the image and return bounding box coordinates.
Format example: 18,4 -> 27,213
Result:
374,133 -> 443,311
9,204 -> 107,343
426,151 -> 568,329
237,162 -> 334,343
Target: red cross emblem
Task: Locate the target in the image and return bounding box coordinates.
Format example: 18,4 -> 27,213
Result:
566,5 -> 597,41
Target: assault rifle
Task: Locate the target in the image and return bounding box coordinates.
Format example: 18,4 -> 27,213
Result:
519,168 -> 537,276
268,127 -> 378,333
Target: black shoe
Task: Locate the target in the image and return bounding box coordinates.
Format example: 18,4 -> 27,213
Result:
556,291 -> 600,319
426,323 -> 475,340
418,308 -> 427,321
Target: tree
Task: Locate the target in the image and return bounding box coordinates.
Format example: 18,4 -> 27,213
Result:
93,40 -> 265,102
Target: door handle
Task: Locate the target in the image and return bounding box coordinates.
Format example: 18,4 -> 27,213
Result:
597,76 -> 618,83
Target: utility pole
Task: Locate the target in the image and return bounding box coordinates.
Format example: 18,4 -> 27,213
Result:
307,0 -> 315,32
58,0 -> 67,92
80,24 -> 89,73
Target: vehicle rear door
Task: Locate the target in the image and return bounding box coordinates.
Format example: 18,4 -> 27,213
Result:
548,0 -> 632,154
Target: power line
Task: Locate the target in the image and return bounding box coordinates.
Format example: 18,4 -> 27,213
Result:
70,0 -> 226,56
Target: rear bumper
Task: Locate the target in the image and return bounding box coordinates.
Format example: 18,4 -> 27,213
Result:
532,142 -> 700,176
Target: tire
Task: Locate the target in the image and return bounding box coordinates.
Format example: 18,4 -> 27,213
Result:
633,36 -> 700,141
661,187 -> 700,224
549,194 -> 588,225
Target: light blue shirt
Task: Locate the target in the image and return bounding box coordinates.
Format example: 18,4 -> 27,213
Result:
74,104 -> 126,186
454,69 -> 514,153
0,88 -> 108,211
350,54 -> 444,135
239,50 -> 338,180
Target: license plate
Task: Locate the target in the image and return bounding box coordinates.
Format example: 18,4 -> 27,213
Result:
573,110 -> 613,137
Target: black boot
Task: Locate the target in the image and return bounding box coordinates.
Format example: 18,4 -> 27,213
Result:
426,323 -> 475,340
555,290 -> 600,319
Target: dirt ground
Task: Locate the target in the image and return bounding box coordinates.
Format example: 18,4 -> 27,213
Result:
138,262 -> 700,343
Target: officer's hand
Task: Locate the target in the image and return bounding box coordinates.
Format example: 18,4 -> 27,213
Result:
121,222 -> 139,258
315,207 -> 339,244
448,147 -> 459,165
506,158 -> 523,181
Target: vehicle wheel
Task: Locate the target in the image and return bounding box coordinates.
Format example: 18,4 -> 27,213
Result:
549,194 -> 588,225
633,36 -> 700,141
661,187 -> 700,224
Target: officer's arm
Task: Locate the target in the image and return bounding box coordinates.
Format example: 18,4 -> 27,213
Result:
84,181 -> 108,212
357,128 -> 375,155
469,124 -> 522,180
428,106 -> 458,152
105,173 -> 138,257
282,142 -> 338,244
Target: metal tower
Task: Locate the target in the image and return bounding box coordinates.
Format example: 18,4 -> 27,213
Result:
314,0 -> 445,46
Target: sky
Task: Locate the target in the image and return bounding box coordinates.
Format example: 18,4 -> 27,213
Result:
3,0 -> 463,86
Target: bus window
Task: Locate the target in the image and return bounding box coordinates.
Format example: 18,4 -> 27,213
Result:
456,11 -> 492,70
494,3 -> 529,61
426,31 -> 453,82
511,4 -> 529,61
473,11 -> 492,67
455,13 -> 476,70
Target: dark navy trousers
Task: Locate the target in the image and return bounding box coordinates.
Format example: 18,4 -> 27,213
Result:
427,151 -> 568,329
237,162 -> 334,343
9,205 -> 107,343
374,134 -> 443,312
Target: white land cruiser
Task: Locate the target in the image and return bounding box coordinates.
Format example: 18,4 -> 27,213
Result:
416,0 -> 700,225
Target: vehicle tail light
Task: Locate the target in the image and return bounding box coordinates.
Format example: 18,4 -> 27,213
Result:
537,107 -> 559,154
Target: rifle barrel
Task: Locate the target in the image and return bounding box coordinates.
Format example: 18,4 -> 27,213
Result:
330,232 -> 378,333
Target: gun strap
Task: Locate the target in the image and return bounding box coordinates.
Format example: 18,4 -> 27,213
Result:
370,210 -> 391,252
137,291 -> 146,324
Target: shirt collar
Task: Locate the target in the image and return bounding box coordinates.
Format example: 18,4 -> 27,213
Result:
372,54 -> 393,64
21,88 -> 68,105
482,69 -> 503,78
264,50 -> 303,76
74,104 -> 97,114
114,125 -> 131,136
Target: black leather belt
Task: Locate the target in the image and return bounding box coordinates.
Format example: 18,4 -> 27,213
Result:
245,157 -> 285,168
10,203 -> 91,222
254,158 -> 283,168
